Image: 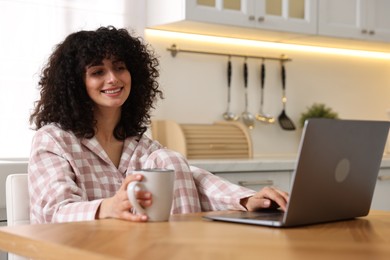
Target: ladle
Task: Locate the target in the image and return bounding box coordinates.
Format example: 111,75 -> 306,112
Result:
256,60 -> 275,123
241,59 -> 255,129
223,58 -> 239,121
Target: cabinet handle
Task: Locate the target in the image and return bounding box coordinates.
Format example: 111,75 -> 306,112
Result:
369,30 -> 375,35
248,15 -> 255,21
361,29 -> 367,34
257,16 -> 265,22
378,176 -> 390,181
238,180 -> 274,186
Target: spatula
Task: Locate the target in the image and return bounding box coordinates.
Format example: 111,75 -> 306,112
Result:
278,62 -> 296,130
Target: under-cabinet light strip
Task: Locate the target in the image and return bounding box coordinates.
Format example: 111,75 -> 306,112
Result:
145,29 -> 390,60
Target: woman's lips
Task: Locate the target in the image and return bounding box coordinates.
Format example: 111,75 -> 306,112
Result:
101,87 -> 123,94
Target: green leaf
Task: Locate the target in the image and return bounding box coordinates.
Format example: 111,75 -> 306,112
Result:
299,103 -> 339,128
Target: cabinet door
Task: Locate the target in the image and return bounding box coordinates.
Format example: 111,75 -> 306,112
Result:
318,0 -> 367,39
371,168 -> 390,211
365,0 -> 390,42
215,171 -> 292,192
255,0 -> 317,34
187,0 -> 316,34
186,0 -> 255,27
318,0 -> 390,42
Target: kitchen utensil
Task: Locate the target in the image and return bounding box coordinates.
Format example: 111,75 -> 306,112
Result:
278,62 -> 296,130
241,60 -> 255,129
256,61 -> 275,123
223,58 -> 239,121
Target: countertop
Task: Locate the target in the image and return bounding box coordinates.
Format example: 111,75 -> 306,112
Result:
189,154 -> 390,173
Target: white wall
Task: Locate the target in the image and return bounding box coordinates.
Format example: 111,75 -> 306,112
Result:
145,32 -> 390,156
0,0 -> 389,158
0,0 -> 144,158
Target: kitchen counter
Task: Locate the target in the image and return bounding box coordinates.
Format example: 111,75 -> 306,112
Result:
189,154 -> 390,173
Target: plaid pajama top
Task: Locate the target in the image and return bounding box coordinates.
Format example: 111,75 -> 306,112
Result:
28,124 -> 255,223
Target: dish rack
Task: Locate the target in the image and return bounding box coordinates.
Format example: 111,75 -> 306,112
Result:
151,120 -> 253,159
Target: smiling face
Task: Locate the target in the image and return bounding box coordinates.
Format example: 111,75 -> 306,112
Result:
84,57 -> 131,112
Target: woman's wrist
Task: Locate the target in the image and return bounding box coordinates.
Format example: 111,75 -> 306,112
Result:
240,196 -> 251,211
96,198 -> 110,219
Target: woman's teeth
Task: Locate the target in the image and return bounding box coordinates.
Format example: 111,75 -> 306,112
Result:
102,88 -> 121,94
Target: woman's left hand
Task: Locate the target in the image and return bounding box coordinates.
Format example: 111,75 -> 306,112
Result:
241,186 -> 289,212
97,174 -> 152,221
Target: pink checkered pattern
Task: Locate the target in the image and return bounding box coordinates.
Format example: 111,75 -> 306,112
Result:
29,124 -> 255,223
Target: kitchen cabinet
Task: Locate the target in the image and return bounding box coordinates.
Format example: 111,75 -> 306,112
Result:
215,170 -> 292,192
146,0 -> 317,35
189,157 -> 296,192
318,0 -> 390,42
216,167 -> 390,211
191,157 -> 390,211
216,168 -> 390,211
371,168 -> 390,211
146,0 -> 390,50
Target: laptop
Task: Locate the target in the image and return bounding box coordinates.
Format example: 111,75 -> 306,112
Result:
204,118 -> 390,227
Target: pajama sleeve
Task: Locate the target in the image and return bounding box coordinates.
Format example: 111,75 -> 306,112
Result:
29,129 -> 103,223
190,166 -> 256,211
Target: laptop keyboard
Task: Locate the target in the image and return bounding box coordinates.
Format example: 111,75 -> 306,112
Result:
239,210 -> 284,221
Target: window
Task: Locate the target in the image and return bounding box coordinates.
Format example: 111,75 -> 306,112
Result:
0,0 -> 131,158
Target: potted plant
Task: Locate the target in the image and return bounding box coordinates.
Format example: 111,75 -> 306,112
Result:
299,103 -> 339,128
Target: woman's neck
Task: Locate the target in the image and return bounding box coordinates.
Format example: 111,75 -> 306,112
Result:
94,107 -> 121,142
93,108 -> 124,168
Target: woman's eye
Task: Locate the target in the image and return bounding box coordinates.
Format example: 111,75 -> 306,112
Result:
91,70 -> 104,76
115,65 -> 127,71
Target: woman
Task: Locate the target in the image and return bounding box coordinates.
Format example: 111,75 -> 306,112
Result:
28,26 -> 288,223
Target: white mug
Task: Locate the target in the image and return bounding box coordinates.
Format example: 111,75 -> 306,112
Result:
127,168 -> 175,222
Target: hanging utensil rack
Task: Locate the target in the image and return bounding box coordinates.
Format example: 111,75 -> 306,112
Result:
167,44 -> 292,62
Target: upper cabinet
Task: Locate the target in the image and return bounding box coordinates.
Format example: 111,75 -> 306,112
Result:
318,0 -> 390,42
187,0 -> 317,34
147,0 -> 317,35
146,0 -> 390,45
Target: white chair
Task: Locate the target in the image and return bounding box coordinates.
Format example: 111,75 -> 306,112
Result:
6,173 -> 29,260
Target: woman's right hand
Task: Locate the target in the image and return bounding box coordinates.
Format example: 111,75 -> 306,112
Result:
97,174 -> 152,221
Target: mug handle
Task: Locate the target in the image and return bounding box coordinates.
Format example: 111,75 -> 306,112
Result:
127,181 -> 146,215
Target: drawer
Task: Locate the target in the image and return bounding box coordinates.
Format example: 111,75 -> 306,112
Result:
215,171 -> 292,193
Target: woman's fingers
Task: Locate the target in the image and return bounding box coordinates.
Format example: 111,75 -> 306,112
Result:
246,186 -> 289,212
99,173 -> 156,222
135,190 -> 152,208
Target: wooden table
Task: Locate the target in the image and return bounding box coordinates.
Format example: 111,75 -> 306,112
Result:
0,210 -> 390,260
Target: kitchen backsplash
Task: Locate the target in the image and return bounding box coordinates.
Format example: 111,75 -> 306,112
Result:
145,31 -> 390,156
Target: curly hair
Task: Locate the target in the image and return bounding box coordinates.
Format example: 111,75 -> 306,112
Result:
30,26 -> 162,139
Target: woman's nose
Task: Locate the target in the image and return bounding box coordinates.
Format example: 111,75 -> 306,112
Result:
107,71 -> 119,85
